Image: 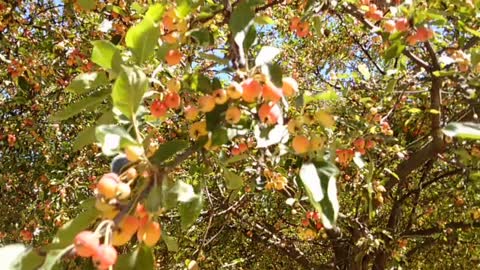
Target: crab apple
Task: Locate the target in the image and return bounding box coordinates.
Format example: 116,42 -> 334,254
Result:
415,27 -> 434,42
137,220 -> 162,247
150,99 -> 168,118
315,111 -> 335,128
395,18 -> 409,32
315,221 -> 323,230
165,49 -> 182,66
165,92 -> 181,109
163,31 -> 180,44
125,145 -> 144,162
292,135 -> 311,154
306,211 -> 314,219
383,20 -> 396,33
135,203 -> 148,219
241,78 -> 262,103
120,215 -> 140,235
301,218 -> 310,227
262,81 -> 283,102
162,15 -> 176,32
212,89 -> 228,104
7,134 -> 16,147
258,103 -> 282,125
225,106 -> 242,124
238,143 -> 248,153
184,105 -> 199,121
365,5 -> 383,21
282,77 -> 298,97
111,229 -> 132,246
310,136 -> 325,151
74,231 -> 99,258
353,138 -> 365,150
93,244 -> 117,270
189,121 -> 208,140
97,173 -> 119,199
198,95 -> 216,112
167,78 -> 181,92
125,167 -> 138,180
296,22 -> 310,38
227,82 -> 243,99
287,119 -> 302,134
406,34 -> 418,45
290,16 -> 300,31
115,182 -> 131,200
231,146 -> 241,156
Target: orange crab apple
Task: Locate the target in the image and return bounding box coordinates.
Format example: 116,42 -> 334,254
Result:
292,135 -> 310,154
151,99 -> 168,118
198,95 -> 216,112
258,102 -> 282,125
212,89 -> 228,104
189,121 -> 208,140
184,105 -> 199,121
93,244 -> 117,270
74,231 -> 99,258
165,92 -> 181,109
97,173 -> 119,199
167,78 -> 181,92
395,18 -> 409,32
415,27 -> 434,42
115,182 -> 131,200
383,20 -> 396,33
262,81 -> 283,102
227,81 -> 243,99
241,78 -> 262,103
225,106 -> 242,124
165,49 -> 182,66
282,77 -> 298,97
137,220 -> 162,247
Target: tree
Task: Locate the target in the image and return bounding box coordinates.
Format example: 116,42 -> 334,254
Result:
1,0 -> 480,269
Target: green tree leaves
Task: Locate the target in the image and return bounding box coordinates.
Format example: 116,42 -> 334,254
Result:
112,66 -> 148,119
299,161 -> 339,229
443,122 -> 480,140
91,40 -> 120,70
125,18 -> 160,64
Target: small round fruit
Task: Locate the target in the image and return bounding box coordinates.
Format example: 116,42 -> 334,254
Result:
395,18 -> 409,32
212,89 -> 228,104
74,231 -> 99,258
184,105 -> 199,121
383,20 -> 396,33
198,95 -> 216,112
287,119 -> 302,134
189,121 -> 208,140
241,78 -> 262,103
167,78 -> 181,92
262,81 -> 283,102
258,103 -> 282,125
115,182 -> 131,200
225,106 -> 242,124
137,221 -> 162,247
121,215 -> 140,235
93,244 -> 117,270
151,100 -> 168,118
125,167 -> 138,180
125,145 -> 144,162
227,82 -> 243,99
292,135 -> 311,154
310,136 -> 325,151
165,92 -> 181,109
111,230 -> 132,246
282,77 -> 298,97
97,173 -> 119,199
238,143 -> 248,153
165,49 -> 182,66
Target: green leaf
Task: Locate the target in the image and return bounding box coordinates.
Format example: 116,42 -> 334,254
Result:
443,122 -> 480,140
299,161 -> 339,229
95,124 -> 137,156
17,76 -> 30,91
72,109 -> 115,151
12,247 -> 44,270
459,21 -> 480,37
176,0 -> 194,19
91,40 -> 120,70
162,234 -> 179,252
125,18 -> 160,63
66,72 -> 108,95
223,168 -> 243,190
255,46 -> 281,67
432,70 -> 456,77
211,128 -> 229,146
384,42 -> 405,61
78,0 -> 96,10
50,89 -> 110,121
357,63 -> 371,80
243,25 -> 257,51
149,139 -> 189,165
189,29 -> 214,46
254,15 -> 274,25
179,194 -> 203,230
229,0 -> 257,35
115,246 -> 154,270
312,15 -> 323,36
49,198 -> 98,249
145,3 -> 165,22
39,248 -> 71,270
224,154 -> 248,165
198,52 -> 229,65
206,103 -> 228,130
112,65 -> 148,119
261,63 -> 283,88
303,89 -> 338,105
